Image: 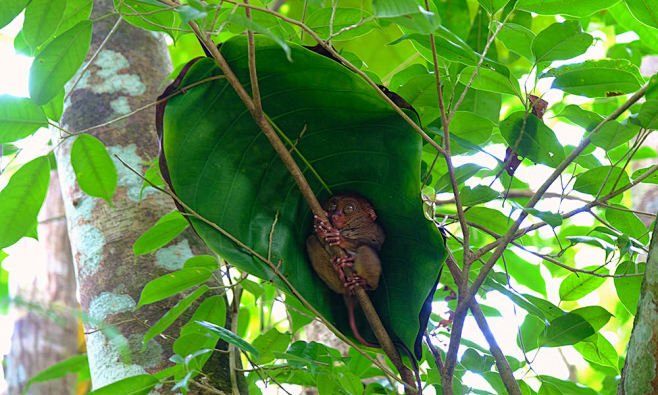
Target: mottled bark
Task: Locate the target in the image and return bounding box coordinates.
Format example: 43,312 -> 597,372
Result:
5,173 -> 80,395
54,0 -> 242,391
618,220 -> 658,394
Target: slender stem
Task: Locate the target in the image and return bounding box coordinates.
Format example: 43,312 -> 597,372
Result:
155,1 -> 416,390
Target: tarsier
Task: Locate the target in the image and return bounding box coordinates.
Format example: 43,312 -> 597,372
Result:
306,193 -> 385,347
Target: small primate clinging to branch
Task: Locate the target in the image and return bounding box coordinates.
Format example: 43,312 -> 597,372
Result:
306,193 -> 384,347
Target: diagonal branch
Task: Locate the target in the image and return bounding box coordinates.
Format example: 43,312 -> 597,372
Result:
155,0 -> 417,391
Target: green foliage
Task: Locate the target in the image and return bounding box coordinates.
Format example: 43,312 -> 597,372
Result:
1,0 -> 657,393
28,21 -> 92,105
70,134 -> 117,205
0,156 -> 50,249
160,36 -> 446,355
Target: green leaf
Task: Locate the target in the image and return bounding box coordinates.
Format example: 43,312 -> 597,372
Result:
24,354 -> 88,394
624,0 -> 658,29
503,251 -> 547,296
523,294 -> 563,319
573,334 -> 619,370
435,163 -> 485,193
174,5 -> 206,24
22,0 -> 66,50
88,374 -> 159,395
460,185 -> 499,206
614,261 -> 644,314
540,312 -> 595,347
133,211 -> 189,256
590,121 -> 640,151
184,255 -> 218,271
305,8 -> 375,41
29,21 -> 93,105
158,36 -> 445,358
496,22 -> 535,61
559,267 -> 608,301
537,376 -> 598,395
477,0 -> 508,14
449,111 -> 495,145
605,206 -> 649,244
180,295 -> 226,337
0,157 -> 50,249
571,305 -> 612,331
524,207 -> 562,227
459,66 -> 520,96
631,166 -> 658,184
532,21 -> 592,63
0,0 -> 29,30
566,236 -> 615,254
174,295 -> 226,367
636,99 -> 658,129
0,95 -> 49,143
518,314 -> 544,350
499,112 -> 564,167
55,0 -> 93,37
143,285 -> 209,345
373,0 -> 420,17
196,320 -> 259,357
545,59 -> 643,98
555,104 -> 603,131
611,2 -> 658,49
252,328 -> 293,363
137,268 -> 212,307
461,348 -> 494,373
70,134 -> 117,205
464,207 -> 511,235
573,166 -> 630,198
518,0 -> 619,17
41,89 -> 65,122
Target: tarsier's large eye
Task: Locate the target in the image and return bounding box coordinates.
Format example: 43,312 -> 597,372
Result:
326,201 -> 337,212
343,203 -> 355,214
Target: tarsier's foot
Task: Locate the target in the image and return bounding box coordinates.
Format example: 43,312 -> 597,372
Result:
330,256 -> 354,282
314,214 -> 341,245
345,275 -> 368,291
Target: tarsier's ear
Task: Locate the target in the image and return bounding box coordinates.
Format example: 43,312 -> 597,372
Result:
365,204 -> 377,221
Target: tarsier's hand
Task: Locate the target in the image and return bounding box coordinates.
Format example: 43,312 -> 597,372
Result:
313,214 -> 342,246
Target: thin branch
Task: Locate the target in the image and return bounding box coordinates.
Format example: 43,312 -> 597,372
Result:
423,0 -> 471,287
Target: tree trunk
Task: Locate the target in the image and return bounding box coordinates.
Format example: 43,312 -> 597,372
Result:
618,219 -> 658,394
5,172 -> 81,394
54,1 -> 242,391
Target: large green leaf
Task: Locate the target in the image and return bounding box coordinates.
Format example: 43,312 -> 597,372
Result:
157,36 -> 445,358
0,0 -> 29,30
28,21 -> 92,105
518,0 -> 619,17
0,95 -> 48,144
624,0 -> 658,29
0,156 -> 50,249
532,21 -> 593,63
545,59 -> 643,98
22,0 -> 66,50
